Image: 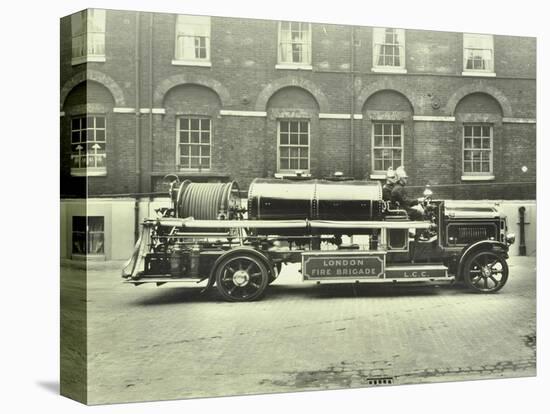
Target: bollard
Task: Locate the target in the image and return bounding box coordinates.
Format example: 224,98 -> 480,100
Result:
518,206 -> 527,256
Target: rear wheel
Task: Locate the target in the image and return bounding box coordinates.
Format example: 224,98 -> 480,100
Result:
215,254 -> 269,301
463,251 -> 508,293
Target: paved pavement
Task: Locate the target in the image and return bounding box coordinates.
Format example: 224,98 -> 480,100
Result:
63,256 -> 536,404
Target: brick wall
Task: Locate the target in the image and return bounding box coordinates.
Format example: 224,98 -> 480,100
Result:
60,10 -> 536,200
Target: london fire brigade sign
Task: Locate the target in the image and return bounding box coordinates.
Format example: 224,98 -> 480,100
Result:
302,252 -> 385,280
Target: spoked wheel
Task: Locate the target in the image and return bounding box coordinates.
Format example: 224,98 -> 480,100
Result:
215,254 -> 269,302
463,251 -> 509,293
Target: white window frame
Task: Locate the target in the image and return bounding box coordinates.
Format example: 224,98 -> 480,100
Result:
277,120 -> 311,173
71,9 -> 106,65
371,122 -> 404,174
372,28 -> 406,73
462,124 -> 494,179
172,15 -> 211,67
276,22 -> 312,70
462,33 -> 495,77
70,115 -> 107,177
177,116 -> 212,171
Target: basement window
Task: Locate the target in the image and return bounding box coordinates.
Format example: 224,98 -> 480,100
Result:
72,216 -> 105,256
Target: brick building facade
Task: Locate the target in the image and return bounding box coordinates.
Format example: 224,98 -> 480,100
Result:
59,9 -> 536,260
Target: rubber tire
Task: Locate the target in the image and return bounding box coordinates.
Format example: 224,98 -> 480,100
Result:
215,254 -> 269,302
463,250 -> 509,293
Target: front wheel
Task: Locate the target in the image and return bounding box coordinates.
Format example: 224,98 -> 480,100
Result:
215,254 -> 269,301
463,251 -> 509,293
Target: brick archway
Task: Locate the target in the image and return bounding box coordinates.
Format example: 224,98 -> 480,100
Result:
60,70 -> 126,109
153,74 -> 231,108
356,82 -> 417,114
254,76 -> 329,113
446,83 -> 513,117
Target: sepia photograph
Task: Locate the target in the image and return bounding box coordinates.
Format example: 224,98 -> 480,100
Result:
57,2 -> 537,407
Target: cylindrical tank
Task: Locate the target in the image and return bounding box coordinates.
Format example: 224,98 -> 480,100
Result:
247,178 -> 383,221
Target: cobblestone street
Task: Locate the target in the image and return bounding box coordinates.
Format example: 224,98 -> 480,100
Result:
65,256 -> 536,404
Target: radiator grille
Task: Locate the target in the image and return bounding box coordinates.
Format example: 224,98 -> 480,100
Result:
447,223 -> 497,245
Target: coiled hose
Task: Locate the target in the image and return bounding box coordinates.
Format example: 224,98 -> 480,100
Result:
175,181 -> 240,220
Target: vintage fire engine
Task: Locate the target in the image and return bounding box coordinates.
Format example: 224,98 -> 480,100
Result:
122,176 -> 516,301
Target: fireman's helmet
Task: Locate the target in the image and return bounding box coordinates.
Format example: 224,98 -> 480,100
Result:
395,166 -> 408,180
386,167 -> 396,183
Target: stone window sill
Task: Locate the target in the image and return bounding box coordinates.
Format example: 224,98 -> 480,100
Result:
275,63 -> 313,71
71,168 -> 107,177
71,56 -> 106,66
371,67 -> 407,74
171,59 -> 212,67
461,71 -> 496,77
461,175 -> 495,181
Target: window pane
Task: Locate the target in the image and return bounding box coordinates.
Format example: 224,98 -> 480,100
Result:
473,139 -> 481,149
464,162 -> 472,172
393,124 -> 401,135
95,129 -> 105,141
464,126 -> 472,137
482,162 -> 490,172
473,126 -> 481,137
180,118 -> 190,130
200,119 -> 210,130
280,133 -> 289,145
482,138 -> 491,149
374,124 -> 383,135
72,131 -> 80,143
190,119 -> 200,130
374,135 -> 382,147
299,159 -> 308,170
299,134 -> 308,146
201,157 -> 210,168
383,124 -> 391,135
280,147 -> 289,158
191,132 -> 200,143
180,131 -> 189,143
96,117 -> 105,128
290,122 -> 298,133
393,135 -> 401,147
464,138 -> 472,149
280,121 -> 289,133
190,158 -> 200,168
299,147 -> 308,158
289,133 -> 298,145
290,147 -> 299,158
191,146 -> 200,156
280,159 -> 289,170
81,117 -> 87,129
299,121 -> 308,133
200,132 -> 210,143
290,159 -> 299,169
202,146 -> 210,156
72,118 -> 81,130
482,126 -> 490,137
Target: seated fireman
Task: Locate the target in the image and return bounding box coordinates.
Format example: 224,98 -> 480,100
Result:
382,167 -> 396,201
390,166 -> 424,221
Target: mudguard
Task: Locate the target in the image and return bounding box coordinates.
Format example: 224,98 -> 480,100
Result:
456,240 -> 509,280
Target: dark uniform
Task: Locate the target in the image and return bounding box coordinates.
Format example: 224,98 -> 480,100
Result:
390,183 -> 423,220
382,182 -> 394,201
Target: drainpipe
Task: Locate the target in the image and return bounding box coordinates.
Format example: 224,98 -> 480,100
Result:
149,13 -> 154,199
134,11 -> 141,243
350,26 -> 355,177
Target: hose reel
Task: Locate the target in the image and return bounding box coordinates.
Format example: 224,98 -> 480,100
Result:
174,180 -> 240,220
